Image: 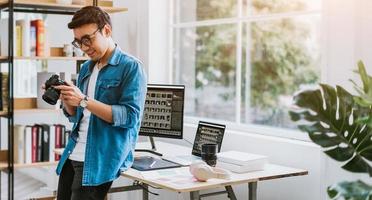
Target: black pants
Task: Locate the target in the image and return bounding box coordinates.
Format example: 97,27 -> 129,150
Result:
57,159 -> 113,200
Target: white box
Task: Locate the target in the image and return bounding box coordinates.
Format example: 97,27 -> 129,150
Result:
217,151 -> 268,173
217,160 -> 267,173
217,151 -> 268,166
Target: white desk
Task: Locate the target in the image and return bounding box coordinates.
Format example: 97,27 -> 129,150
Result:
122,141 -> 308,200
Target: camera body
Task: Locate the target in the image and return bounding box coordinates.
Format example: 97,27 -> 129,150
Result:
42,74 -> 67,105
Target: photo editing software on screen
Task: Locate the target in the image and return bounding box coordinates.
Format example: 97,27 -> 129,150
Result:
192,121 -> 226,156
139,84 -> 185,139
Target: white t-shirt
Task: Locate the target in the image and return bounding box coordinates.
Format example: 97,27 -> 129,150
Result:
69,65 -> 100,162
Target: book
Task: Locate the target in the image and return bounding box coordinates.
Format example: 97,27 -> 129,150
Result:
0,73 -> 9,112
15,24 -> 22,56
24,126 -> 32,164
40,124 -> 50,162
49,125 -> 56,162
55,125 -> 62,161
36,125 -> 43,162
0,73 -> 2,111
31,19 -> 45,57
17,18 -> 31,57
30,24 -> 36,56
31,125 -> 38,163
14,125 -> 26,164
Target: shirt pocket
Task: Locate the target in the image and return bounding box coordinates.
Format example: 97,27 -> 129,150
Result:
97,79 -> 121,104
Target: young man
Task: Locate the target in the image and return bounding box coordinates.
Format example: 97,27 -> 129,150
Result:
54,6 -> 147,200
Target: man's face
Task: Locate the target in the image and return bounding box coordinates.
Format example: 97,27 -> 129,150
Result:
73,23 -> 109,61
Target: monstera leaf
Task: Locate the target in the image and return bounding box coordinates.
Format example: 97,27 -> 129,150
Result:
352,61 -> 372,107
289,84 -> 372,176
327,180 -> 372,200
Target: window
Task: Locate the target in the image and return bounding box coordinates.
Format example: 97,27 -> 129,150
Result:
171,0 -> 321,130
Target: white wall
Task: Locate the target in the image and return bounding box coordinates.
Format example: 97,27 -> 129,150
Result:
139,0 -> 372,200
6,0 -> 372,199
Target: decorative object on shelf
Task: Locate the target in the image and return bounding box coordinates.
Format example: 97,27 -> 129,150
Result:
289,61 -> 372,199
98,0 -> 113,7
56,0 -> 73,5
72,0 -> 85,5
50,47 -> 64,56
73,46 -> 84,57
63,44 -> 73,57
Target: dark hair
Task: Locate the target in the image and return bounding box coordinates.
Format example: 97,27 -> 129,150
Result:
68,6 -> 112,30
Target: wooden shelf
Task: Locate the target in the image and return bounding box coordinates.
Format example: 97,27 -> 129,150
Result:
0,56 -> 88,61
14,56 -> 89,61
0,161 -> 58,170
0,110 -> 8,117
0,56 -> 8,63
0,0 -> 128,14
14,108 -> 60,114
1,108 -> 61,117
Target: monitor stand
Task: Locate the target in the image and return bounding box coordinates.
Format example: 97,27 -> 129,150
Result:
135,136 -> 163,157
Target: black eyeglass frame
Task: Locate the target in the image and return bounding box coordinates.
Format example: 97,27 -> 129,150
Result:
71,27 -> 102,49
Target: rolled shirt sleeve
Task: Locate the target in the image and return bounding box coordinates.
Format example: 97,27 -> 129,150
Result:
111,61 -> 147,128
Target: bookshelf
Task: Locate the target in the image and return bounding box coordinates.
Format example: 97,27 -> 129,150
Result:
0,108 -> 61,118
0,1 -> 127,199
14,56 -> 89,60
15,108 -> 60,114
0,161 -> 58,170
0,0 -> 128,14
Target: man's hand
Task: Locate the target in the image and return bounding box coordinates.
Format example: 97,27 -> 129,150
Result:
54,82 -> 84,107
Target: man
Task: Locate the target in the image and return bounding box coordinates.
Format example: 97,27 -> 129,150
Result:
54,6 -> 147,200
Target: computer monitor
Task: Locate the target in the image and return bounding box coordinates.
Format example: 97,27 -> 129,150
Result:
139,84 -> 185,139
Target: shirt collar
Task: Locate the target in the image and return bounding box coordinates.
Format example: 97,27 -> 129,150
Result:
107,44 -> 121,66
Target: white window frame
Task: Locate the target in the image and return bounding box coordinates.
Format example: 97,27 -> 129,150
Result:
168,0 -> 324,141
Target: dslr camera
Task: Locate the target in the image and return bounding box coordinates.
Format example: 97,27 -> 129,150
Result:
42,74 -> 67,105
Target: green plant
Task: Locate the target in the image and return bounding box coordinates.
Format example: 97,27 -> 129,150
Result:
289,61 -> 372,199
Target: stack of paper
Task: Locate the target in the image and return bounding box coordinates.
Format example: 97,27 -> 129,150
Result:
216,151 -> 268,173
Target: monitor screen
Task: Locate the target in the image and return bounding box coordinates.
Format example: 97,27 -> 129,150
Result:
139,84 -> 185,139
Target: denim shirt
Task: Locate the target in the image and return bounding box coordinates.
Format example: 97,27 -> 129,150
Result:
56,46 -> 147,186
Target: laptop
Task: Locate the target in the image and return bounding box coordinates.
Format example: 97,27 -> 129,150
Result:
163,121 -> 226,166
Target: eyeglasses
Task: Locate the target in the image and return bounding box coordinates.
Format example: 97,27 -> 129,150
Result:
71,27 -> 101,49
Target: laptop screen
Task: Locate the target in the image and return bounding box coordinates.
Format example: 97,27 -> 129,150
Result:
191,121 -> 226,157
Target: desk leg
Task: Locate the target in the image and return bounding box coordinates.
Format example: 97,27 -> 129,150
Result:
225,186 -> 237,200
248,182 -> 257,200
142,184 -> 149,200
190,191 -> 200,200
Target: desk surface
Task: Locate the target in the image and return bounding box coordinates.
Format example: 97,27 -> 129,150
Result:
122,141 -> 308,193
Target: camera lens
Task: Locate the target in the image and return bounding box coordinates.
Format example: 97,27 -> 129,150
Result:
201,143 -> 218,167
42,88 -> 60,105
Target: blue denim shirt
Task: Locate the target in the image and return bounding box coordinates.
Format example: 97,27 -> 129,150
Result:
56,46 -> 147,186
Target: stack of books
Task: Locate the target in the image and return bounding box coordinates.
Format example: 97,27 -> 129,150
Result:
216,151 -> 268,173
14,124 -> 69,164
